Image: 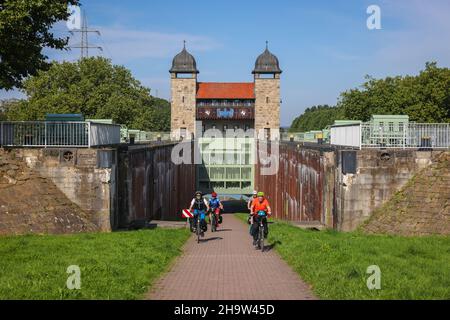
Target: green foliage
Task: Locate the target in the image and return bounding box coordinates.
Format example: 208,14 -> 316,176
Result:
0,99 -> 20,120
235,214 -> 450,299
6,57 -> 171,131
339,62 -> 450,123
290,104 -> 343,132
290,62 -> 450,130
0,228 -> 190,299
0,0 -> 80,89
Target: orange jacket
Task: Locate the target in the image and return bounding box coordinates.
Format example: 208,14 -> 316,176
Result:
251,198 -> 271,216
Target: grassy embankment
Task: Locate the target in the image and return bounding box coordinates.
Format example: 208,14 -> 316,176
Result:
0,228 -> 190,299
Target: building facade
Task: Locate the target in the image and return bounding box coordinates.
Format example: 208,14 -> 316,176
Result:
169,43 -> 282,194
169,43 -> 282,140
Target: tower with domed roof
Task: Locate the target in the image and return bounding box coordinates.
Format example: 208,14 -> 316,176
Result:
169,41 -> 281,140
169,42 -> 282,194
169,42 -> 198,139
252,41 -> 282,139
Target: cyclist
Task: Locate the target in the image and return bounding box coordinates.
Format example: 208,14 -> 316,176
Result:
189,191 -> 209,236
250,191 -> 272,246
208,192 -> 224,229
247,190 -> 258,229
248,190 -> 258,212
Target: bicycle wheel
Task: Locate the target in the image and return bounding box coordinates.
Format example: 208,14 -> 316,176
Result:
211,214 -> 216,232
197,217 -> 201,243
260,224 -> 264,252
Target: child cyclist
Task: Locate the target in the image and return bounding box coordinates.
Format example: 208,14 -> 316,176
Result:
208,192 -> 224,229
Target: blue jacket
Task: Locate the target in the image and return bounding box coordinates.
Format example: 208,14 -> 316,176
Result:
209,197 -> 221,209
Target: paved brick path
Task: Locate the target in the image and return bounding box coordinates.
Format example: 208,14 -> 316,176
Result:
148,214 -> 316,300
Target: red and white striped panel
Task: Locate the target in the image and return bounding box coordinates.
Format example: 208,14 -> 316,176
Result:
181,209 -> 193,218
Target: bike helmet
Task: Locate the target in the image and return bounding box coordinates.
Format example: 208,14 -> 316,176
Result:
257,191 -> 264,197
211,192 -> 217,197
195,191 -> 202,197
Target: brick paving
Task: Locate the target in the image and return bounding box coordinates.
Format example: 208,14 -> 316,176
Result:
148,214 -> 316,300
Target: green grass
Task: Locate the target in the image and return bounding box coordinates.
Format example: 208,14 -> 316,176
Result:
0,228 -> 190,299
235,213 -> 450,299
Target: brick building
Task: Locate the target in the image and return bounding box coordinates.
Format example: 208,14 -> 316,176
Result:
169,42 -> 282,140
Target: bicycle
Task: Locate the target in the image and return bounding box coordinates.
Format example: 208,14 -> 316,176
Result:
196,213 -> 201,243
255,210 -> 267,252
195,210 -> 207,243
209,208 -> 220,232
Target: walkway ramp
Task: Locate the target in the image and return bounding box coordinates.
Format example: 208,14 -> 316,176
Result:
148,215 -> 316,300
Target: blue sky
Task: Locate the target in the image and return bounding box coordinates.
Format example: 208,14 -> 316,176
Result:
2,0 -> 450,126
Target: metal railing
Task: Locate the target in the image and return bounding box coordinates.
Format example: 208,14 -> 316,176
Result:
0,121 -> 121,148
330,122 -> 450,149
361,123 -> 450,149
281,132 -> 326,143
122,130 -> 171,143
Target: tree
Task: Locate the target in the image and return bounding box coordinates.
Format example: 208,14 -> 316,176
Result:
338,62 -> 450,123
289,105 -> 343,132
0,0 -> 80,89
6,57 -> 171,131
290,62 -> 450,130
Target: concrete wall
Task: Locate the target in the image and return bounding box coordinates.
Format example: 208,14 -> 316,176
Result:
2,142 -> 195,233
335,149 -> 437,231
0,148 -> 99,235
361,152 -> 450,236
254,142 -> 441,231
4,144 -> 442,234
14,148 -> 115,231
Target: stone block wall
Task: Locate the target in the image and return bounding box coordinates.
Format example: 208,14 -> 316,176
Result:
335,149 -> 440,231
0,148 -> 98,235
361,152 -> 450,236
11,148 -> 115,231
170,76 -> 197,139
254,77 -> 280,139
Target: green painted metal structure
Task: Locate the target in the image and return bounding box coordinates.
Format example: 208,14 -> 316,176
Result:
196,137 -> 255,195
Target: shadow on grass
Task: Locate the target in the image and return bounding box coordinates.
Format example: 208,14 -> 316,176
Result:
263,240 -> 282,252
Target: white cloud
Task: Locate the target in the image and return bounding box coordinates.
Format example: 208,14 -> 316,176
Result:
38,25 -> 222,100
49,25 -> 221,64
98,27 -> 220,59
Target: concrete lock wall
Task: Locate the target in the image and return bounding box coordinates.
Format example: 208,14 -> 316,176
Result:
254,142 -> 440,231
12,148 -> 116,231
335,149 -> 437,231
4,142 -> 196,233
3,143 -> 442,234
